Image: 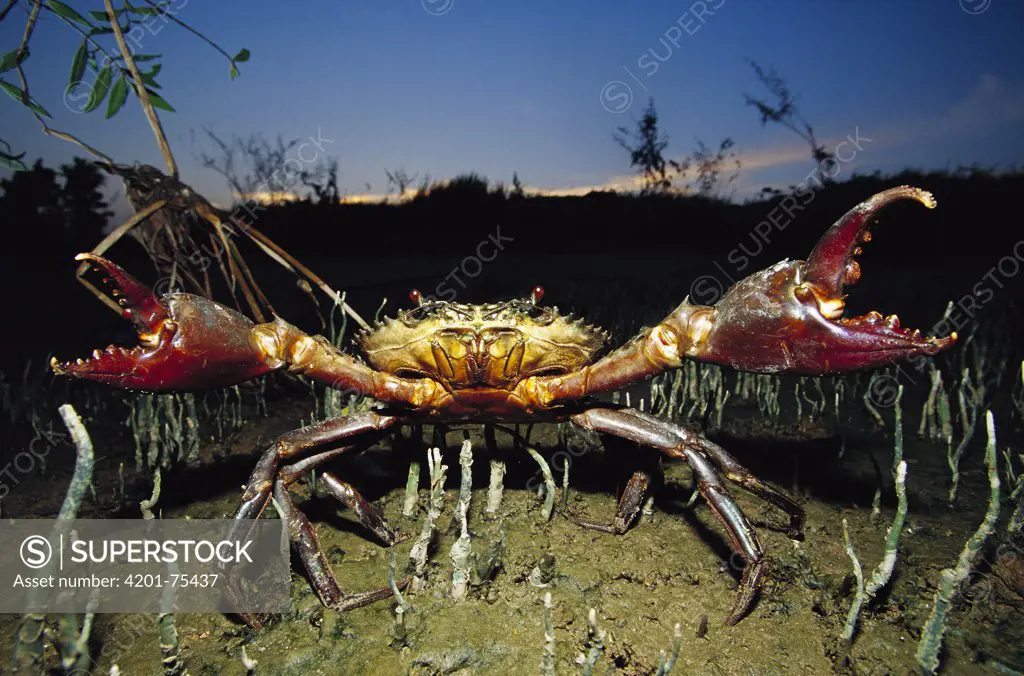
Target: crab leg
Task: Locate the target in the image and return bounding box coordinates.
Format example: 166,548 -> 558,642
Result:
315,473 -> 401,546
529,299 -> 713,405
567,469 -> 654,534
692,436 -> 804,539
275,456 -> 400,546
612,408 -> 804,537
568,410 -> 804,539
229,412 -> 398,529
273,479 -> 409,613
222,412 -> 408,626
570,406 -> 772,626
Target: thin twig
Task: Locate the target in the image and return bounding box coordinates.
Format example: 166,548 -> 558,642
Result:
0,0 -> 18,23
13,0 -> 40,104
139,0 -> 239,65
57,404 -> 96,520
104,0 -> 177,177
224,232 -> 275,316
12,1 -> 117,164
230,215 -> 370,329
916,411 -> 1001,674
213,218 -> 265,321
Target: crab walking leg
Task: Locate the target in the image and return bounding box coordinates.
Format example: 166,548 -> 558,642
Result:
696,439 -> 804,537
227,412 -> 399,547
272,479 -> 409,612
276,457 -> 399,546
247,444 -> 403,546
226,443 -> 406,629
616,408 -> 805,538
570,407 -> 767,625
567,470 -> 654,534
319,473 -> 399,545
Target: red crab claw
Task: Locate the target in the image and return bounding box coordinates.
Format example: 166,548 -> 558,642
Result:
695,186 -> 957,374
51,254 -> 274,390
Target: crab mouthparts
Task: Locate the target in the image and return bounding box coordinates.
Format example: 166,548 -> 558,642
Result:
802,186 -> 956,353
51,254 -> 176,378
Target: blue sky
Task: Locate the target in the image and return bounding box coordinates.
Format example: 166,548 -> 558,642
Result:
3,0 -> 1023,210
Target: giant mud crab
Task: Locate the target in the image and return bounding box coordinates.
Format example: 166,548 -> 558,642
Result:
52,186 -> 956,625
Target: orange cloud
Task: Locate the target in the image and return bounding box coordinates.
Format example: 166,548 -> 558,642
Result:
236,190 -> 306,205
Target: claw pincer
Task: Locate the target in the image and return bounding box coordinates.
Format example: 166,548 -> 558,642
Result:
690,185 -> 956,374
52,254 -> 272,390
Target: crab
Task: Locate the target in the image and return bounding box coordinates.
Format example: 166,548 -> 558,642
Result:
52,186 -> 956,626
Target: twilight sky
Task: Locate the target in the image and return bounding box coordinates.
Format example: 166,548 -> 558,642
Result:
3,0 -> 1023,210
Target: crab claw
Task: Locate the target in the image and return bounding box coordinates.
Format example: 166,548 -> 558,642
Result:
52,254 -> 274,390
694,186 -> 957,374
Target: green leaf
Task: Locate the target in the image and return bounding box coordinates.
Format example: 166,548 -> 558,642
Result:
0,49 -> 20,74
232,48 -> 250,63
82,64 -> 113,113
0,80 -> 52,118
132,54 -> 161,62
143,88 -> 175,112
106,76 -> 128,118
129,5 -> 162,16
46,0 -> 93,27
0,150 -> 27,171
89,26 -> 114,35
69,40 -> 87,89
140,63 -> 162,87
229,64 -> 239,80
89,5 -> 128,19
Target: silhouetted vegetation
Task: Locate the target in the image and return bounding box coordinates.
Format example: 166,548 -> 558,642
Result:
193,130 -> 339,205
385,168 -> 422,201
614,97 -> 687,195
744,59 -> 836,174
241,166 -> 1024,263
690,137 -> 741,198
613,97 -> 740,199
0,158 -> 111,255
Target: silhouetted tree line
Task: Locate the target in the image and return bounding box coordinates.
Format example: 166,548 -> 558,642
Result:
2,154 -> 1020,270
249,167 -> 1021,263
0,158 -> 112,257
0,158 -> 115,370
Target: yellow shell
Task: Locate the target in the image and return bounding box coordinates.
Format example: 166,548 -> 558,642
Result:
355,300 -> 608,390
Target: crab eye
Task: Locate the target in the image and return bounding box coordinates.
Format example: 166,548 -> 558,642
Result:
403,301 -> 442,323
531,286 -> 545,304
403,307 -> 426,322
409,289 -> 422,305
523,302 -> 555,323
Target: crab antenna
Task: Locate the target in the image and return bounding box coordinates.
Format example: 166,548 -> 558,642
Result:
531,286 -> 545,305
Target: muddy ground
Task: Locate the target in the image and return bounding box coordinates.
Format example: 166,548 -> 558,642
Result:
1,386 -> 1021,676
